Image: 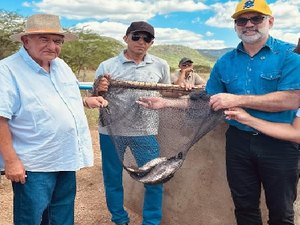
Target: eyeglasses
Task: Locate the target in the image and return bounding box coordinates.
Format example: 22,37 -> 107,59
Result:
131,33 -> 153,43
234,15 -> 267,26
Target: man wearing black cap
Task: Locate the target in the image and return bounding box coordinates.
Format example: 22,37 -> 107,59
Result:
171,57 -> 205,88
85,21 -> 170,225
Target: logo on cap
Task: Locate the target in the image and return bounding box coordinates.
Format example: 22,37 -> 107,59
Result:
244,0 -> 255,9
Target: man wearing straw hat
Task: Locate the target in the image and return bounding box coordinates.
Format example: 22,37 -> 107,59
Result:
0,14 -> 107,225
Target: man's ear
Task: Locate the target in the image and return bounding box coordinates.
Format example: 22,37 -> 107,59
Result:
123,35 -> 128,43
21,35 -> 29,48
268,16 -> 274,29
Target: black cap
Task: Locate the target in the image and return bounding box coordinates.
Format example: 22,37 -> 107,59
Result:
126,21 -> 155,38
179,57 -> 193,65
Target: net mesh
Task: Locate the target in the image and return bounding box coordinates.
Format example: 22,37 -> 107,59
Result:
95,79 -> 223,184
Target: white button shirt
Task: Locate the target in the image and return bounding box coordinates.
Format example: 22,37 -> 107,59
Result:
0,47 -> 93,171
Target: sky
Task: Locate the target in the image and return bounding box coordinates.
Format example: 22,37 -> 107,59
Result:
1,0 -> 300,49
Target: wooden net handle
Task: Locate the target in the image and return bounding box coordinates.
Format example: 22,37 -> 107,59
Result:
92,78 -> 204,96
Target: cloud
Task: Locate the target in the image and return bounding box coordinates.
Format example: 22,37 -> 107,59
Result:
30,0 -> 208,22
23,0 -> 299,48
75,21 -> 226,49
154,27 -> 225,49
192,17 -> 202,24
156,0 -> 209,14
270,29 -> 300,44
22,2 -> 32,7
24,0 -> 226,49
74,21 -> 128,40
271,0 -> 300,30
270,1 -> 300,44
205,31 -> 214,37
31,0 -> 156,21
205,1 -> 236,28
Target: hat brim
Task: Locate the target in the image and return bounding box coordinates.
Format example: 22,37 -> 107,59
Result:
10,31 -> 78,42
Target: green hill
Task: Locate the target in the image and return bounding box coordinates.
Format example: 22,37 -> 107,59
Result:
198,48 -> 234,61
149,44 -> 215,72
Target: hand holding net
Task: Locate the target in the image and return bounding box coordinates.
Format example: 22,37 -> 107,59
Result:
95,78 -> 223,184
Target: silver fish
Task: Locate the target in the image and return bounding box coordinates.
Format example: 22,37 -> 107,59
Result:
125,157 -> 168,173
125,152 -> 184,185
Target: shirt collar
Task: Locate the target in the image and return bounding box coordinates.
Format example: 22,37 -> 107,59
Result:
19,46 -> 56,75
119,50 -> 153,64
236,36 -> 273,54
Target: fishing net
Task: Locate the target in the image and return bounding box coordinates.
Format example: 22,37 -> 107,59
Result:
92,79 -> 224,185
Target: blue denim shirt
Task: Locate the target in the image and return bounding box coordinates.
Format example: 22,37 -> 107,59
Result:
0,47 -> 93,171
206,36 -> 300,132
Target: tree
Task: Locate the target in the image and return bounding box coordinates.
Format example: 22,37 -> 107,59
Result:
60,30 -> 124,80
0,10 -> 24,59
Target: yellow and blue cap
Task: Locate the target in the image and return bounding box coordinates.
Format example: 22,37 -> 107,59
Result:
231,0 -> 272,19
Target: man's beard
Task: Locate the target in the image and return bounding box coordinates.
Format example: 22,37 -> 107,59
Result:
237,26 -> 269,44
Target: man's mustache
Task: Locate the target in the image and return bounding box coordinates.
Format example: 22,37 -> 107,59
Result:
242,28 -> 259,34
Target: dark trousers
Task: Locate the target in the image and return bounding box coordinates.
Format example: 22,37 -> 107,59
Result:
226,126 -> 300,225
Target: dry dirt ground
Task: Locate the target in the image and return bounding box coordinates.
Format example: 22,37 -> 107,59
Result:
0,128 -> 142,225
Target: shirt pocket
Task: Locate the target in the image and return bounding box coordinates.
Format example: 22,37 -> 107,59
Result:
221,74 -> 242,93
259,71 -> 280,93
61,82 -> 81,101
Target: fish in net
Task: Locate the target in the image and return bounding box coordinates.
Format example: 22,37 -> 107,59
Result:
93,79 -> 224,185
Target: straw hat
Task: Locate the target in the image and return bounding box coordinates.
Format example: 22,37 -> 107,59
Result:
10,14 -> 77,42
231,0 -> 272,19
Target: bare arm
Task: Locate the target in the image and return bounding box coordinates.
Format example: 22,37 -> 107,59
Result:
210,90 -> 300,112
224,108 -> 300,143
0,117 -> 26,183
136,96 -> 189,109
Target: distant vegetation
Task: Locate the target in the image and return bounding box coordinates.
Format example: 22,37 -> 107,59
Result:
149,45 -> 215,73
198,48 -> 234,61
0,11 -> 25,59
60,33 -> 125,81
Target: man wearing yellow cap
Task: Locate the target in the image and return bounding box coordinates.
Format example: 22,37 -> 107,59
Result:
137,2 -> 300,224
115,1 -> 300,224
205,0 -> 300,225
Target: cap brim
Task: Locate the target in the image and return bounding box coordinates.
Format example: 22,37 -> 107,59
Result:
131,30 -> 154,38
231,9 -> 270,19
180,60 -> 193,65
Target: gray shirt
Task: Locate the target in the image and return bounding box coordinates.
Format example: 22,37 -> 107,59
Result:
95,50 -> 170,136
171,70 -> 204,85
